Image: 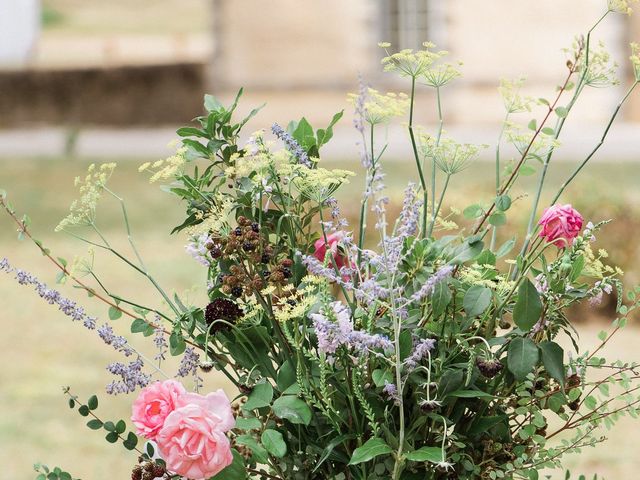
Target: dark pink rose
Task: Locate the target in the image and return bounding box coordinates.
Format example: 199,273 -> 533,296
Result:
538,204 -> 583,247
131,379 -> 185,440
313,231 -> 348,269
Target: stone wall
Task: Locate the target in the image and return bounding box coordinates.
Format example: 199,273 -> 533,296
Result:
0,63 -> 206,127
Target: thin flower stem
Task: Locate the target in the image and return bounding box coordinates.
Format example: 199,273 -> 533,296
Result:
408,75 -> 429,237
490,114 -> 509,251
551,81 -> 639,204
427,85 -> 444,237
427,173 -> 450,237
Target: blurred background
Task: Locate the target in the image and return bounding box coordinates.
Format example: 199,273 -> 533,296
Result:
0,0 -> 638,478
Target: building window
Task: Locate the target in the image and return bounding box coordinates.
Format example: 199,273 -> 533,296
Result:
381,0 -> 445,50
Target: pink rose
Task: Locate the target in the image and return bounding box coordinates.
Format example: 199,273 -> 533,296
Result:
314,231 -> 348,270
176,389 -> 236,432
131,379 -> 185,440
538,204 -> 583,247
156,403 -> 234,479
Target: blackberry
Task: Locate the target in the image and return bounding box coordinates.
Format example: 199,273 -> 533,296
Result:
234,227 -> 242,236
476,357 -> 504,378
239,384 -> 253,395
286,299 -> 297,307
242,242 -> 256,252
568,399 -> 580,411
205,298 -> 243,333
260,253 -> 271,264
231,286 -> 244,298
210,246 -> 222,259
262,270 -> 271,278
282,267 -> 292,278
151,463 -> 166,477
251,222 -> 260,232
131,465 -> 143,480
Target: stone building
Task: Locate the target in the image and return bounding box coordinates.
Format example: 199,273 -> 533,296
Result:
210,0 -> 640,127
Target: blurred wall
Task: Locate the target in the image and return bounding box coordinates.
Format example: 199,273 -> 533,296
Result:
210,0 -> 637,126
0,0 -> 40,66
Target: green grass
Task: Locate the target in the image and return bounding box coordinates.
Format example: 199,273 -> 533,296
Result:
41,0 -> 211,35
0,157 -> 639,479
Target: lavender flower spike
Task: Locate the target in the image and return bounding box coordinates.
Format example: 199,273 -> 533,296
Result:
272,123 -> 312,167
405,338 -> 437,372
410,265 -> 454,304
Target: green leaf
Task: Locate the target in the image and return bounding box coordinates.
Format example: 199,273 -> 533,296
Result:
431,280 -> 452,318
292,117 -> 316,149
261,429 -> 287,458
115,419 -> 126,434
108,306 -> 122,320
463,204 -> 484,219
495,195 -> 512,212
450,239 -> 484,265
242,382 -> 273,411
86,419 -> 103,430
463,286 -> 492,317
146,442 -> 155,457
348,438 -> 393,465
372,369 -> 394,388
78,405 -> 89,417
169,331 -> 186,356
123,431 -> 138,450
105,431 -> 119,443
513,279 -> 542,330
204,94 -> 224,112
488,212 -> 507,226
316,110 -> 344,147
555,106 -> 568,118
235,417 -> 262,430
518,164 -> 536,176
313,434 -> 356,472
130,318 -> 149,334
539,341 -> 565,387
527,119 -> 537,131
542,127 -> 555,136
176,127 -> 209,138
507,337 -> 540,381
103,421 -> 116,432
447,389 -> 494,399
276,361 -> 296,392
405,446 -> 443,463
271,395 -> 312,425
87,395 -> 98,410
235,435 -> 268,463
496,237 -> 516,258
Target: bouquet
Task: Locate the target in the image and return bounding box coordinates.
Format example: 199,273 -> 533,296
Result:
3,2 -> 640,479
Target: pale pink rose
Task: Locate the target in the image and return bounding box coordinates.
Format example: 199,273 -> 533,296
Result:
538,204 -> 583,247
131,379 -> 185,440
156,403 -> 233,479
314,231 -> 348,269
176,389 -> 235,432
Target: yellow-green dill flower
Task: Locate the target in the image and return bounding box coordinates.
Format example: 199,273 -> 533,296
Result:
380,41 -> 446,78
188,195 -> 234,237
608,0 -> 638,14
56,163 -> 117,231
348,88 -> 409,125
630,43 -> 640,81
420,61 -> 463,88
283,164 -> 355,203
498,77 -> 534,113
419,133 -> 486,175
148,147 -> 188,183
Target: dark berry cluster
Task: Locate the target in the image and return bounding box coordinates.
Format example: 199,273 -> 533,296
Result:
476,357 -> 504,378
205,298 -> 244,333
131,461 -> 165,480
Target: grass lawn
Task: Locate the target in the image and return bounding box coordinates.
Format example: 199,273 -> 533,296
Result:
0,156 -> 638,478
